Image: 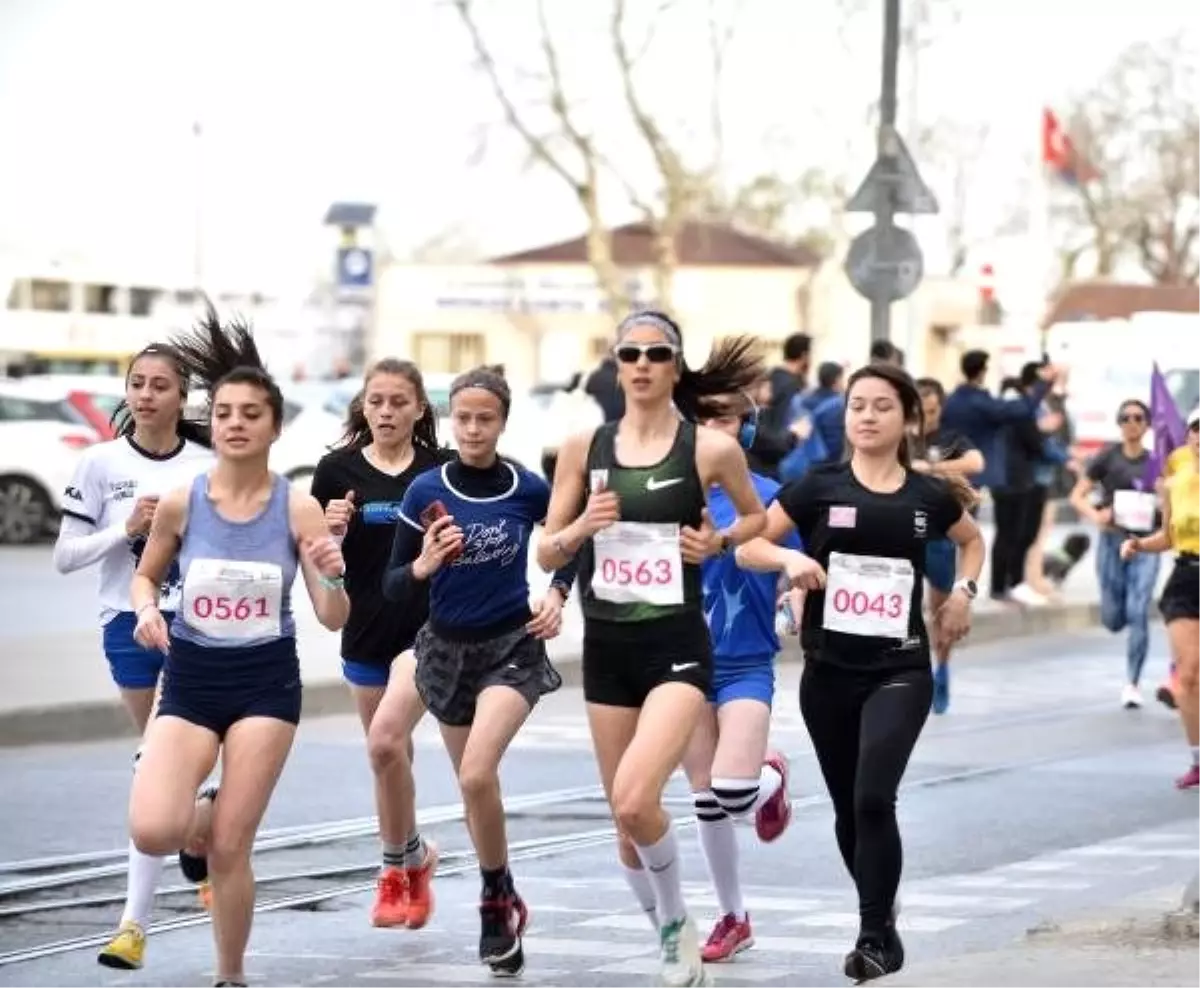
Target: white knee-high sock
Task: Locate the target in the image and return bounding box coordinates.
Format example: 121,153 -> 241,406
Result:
635,822 -> 688,926
694,790 -> 744,919
621,860 -> 659,929
120,841 -> 165,929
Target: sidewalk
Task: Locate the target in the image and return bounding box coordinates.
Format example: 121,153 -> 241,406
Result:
0,524 -> 1119,746
883,885 -> 1199,987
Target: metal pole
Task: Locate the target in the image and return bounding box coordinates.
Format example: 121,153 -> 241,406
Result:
871,0 -> 902,345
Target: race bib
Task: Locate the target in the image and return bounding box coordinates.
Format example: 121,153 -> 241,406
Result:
592,522 -> 684,606
1113,490 -> 1156,533
822,552 -> 914,639
181,558 -> 283,641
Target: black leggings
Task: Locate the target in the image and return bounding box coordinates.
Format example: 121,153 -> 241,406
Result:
799,659 -> 932,939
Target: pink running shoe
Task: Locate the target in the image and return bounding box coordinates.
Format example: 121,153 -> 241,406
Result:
755,751 -> 793,843
1175,765 -> 1199,790
701,912 -> 754,962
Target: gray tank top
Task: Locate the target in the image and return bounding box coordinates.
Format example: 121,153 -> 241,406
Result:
171,473 -> 298,648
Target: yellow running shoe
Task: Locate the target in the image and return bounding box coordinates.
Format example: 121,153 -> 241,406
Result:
97,920 -> 146,970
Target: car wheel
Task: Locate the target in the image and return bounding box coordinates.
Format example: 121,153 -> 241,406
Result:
0,476 -> 53,546
285,468 -> 315,494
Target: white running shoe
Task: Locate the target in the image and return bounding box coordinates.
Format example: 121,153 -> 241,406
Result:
659,915 -> 710,987
1122,684 -> 1144,709
1009,583 -> 1049,607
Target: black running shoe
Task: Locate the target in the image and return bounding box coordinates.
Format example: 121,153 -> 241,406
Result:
179,785 -> 219,883
843,932 -> 904,983
479,892 -> 528,971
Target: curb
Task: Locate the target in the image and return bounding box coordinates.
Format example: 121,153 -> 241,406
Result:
0,602 -> 1102,749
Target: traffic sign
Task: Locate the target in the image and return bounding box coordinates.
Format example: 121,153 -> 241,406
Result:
336,246 -> 373,290
846,130 -> 939,215
845,226 -> 924,303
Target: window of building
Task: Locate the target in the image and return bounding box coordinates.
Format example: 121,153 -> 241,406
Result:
30,279 -> 71,312
83,283 -> 118,314
412,332 -> 485,374
129,287 -> 161,317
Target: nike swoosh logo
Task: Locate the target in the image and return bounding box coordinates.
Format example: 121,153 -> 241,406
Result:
646,477 -> 684,492
671,662 -> 698,673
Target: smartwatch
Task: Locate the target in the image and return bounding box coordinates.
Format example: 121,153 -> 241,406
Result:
952,578 -> 978,600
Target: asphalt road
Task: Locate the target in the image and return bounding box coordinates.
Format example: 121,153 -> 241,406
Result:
0,625 -> 1195,987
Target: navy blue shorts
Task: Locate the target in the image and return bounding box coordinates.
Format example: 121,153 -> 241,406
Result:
342,657 -> 391,688
925,538 -> 956,594
102,611 -> 173,690
158,635 -> 302,740
710,653 -> 775,707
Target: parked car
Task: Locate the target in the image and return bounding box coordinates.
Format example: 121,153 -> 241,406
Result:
0,381 -> 101,544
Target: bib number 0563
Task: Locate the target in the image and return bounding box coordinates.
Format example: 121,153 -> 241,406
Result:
598,558 -> 673,587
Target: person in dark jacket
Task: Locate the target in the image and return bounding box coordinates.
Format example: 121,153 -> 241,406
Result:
991,368 -> 1057,603
941,349 -> 1054,492
799,361 -> 846,464
763,332 -> 811,437
584,356 -> 625,423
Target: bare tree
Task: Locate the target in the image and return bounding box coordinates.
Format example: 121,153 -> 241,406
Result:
454,0 -> 750,318
1058,37 -> 1199,284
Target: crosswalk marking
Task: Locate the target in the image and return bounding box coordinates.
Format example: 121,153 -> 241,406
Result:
1069,845 -> 1199,859
522,936 -> 652,958
943,875 -> 1093,892
595,957 -> 795,981
359,963 -> 568,983
689,894 -> 826,913
784,911 -> 965,933
899,892 -> 1033,911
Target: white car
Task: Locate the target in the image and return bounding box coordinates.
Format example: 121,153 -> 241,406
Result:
0,381 -> 101,544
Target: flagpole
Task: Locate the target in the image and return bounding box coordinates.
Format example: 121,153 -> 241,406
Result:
1030,108 -> 1054,346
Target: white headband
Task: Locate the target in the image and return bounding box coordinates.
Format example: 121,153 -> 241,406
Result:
616,312 -> 682,347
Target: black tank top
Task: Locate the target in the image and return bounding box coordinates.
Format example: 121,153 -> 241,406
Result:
579,420 -> 706,623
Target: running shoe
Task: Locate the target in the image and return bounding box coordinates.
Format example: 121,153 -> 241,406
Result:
754,751 -> 792,843
1122,684 -> 1144,709
1157,678 -> 1178,710
843,928 -> 904,983
479,890 -> 528,974
700,912 -> 753,962
931,662 -> 950,715
659,915 -> 711,986
370,866 -> 409,928
1175,765 -> 1199,790
97,920 -> 145,970
404,840 -> 439,929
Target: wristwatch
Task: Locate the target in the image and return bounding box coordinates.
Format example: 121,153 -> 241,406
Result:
550,580 -> 571,603
717,532 -> 733,555
952,578 -> 978,600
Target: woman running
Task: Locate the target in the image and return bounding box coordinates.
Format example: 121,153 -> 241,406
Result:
736,362 -> 984,982
127,309 -> 350,988
538,310 -> 767,988
1069,399 -> 1160,708
54,343 -> 213,970
1121,408 -> 1200,789
683,389 -> 798,963
382,366 -> 573,977
310,359 -> 448,930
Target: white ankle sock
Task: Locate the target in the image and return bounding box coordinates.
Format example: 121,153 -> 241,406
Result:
119,840 -> 165,929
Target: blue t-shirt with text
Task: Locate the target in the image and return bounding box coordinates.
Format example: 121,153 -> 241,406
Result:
398,461 -> 550,629
702,472 -> 802,661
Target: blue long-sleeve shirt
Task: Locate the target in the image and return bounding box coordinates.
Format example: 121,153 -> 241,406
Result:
940,381 -> 1049,489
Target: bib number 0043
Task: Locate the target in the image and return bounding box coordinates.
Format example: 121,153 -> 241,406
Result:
822,551 -> 914,639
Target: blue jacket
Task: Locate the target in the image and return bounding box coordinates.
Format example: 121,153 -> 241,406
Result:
941,381 -> 1048,489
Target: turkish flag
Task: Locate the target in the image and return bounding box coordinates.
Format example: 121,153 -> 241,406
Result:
1041,108 -> 1099,184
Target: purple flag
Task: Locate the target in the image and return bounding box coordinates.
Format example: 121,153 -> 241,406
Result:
1143,363 -> 1187,488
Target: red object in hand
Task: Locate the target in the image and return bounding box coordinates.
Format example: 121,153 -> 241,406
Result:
419,500 -> 463,563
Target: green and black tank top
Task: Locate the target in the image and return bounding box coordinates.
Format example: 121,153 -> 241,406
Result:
578,420 -> 707,623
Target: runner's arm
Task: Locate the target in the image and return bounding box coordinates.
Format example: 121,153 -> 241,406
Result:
130,486 -> 187,613
536,429 -> 594,571
290,490 -> 351,632
945,510 -> 985,585
699,427 -> 767,547
1130,494 -> 1173,555
53,514 -> 130,574
380,518 -> 425,602
735,500 -> 807,573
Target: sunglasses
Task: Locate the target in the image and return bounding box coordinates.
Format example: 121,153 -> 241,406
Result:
614,343 -> 679,364
1119,414 -> 1146,424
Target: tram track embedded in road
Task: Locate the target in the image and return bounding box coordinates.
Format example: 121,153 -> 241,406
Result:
0,742 -> 1123,969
